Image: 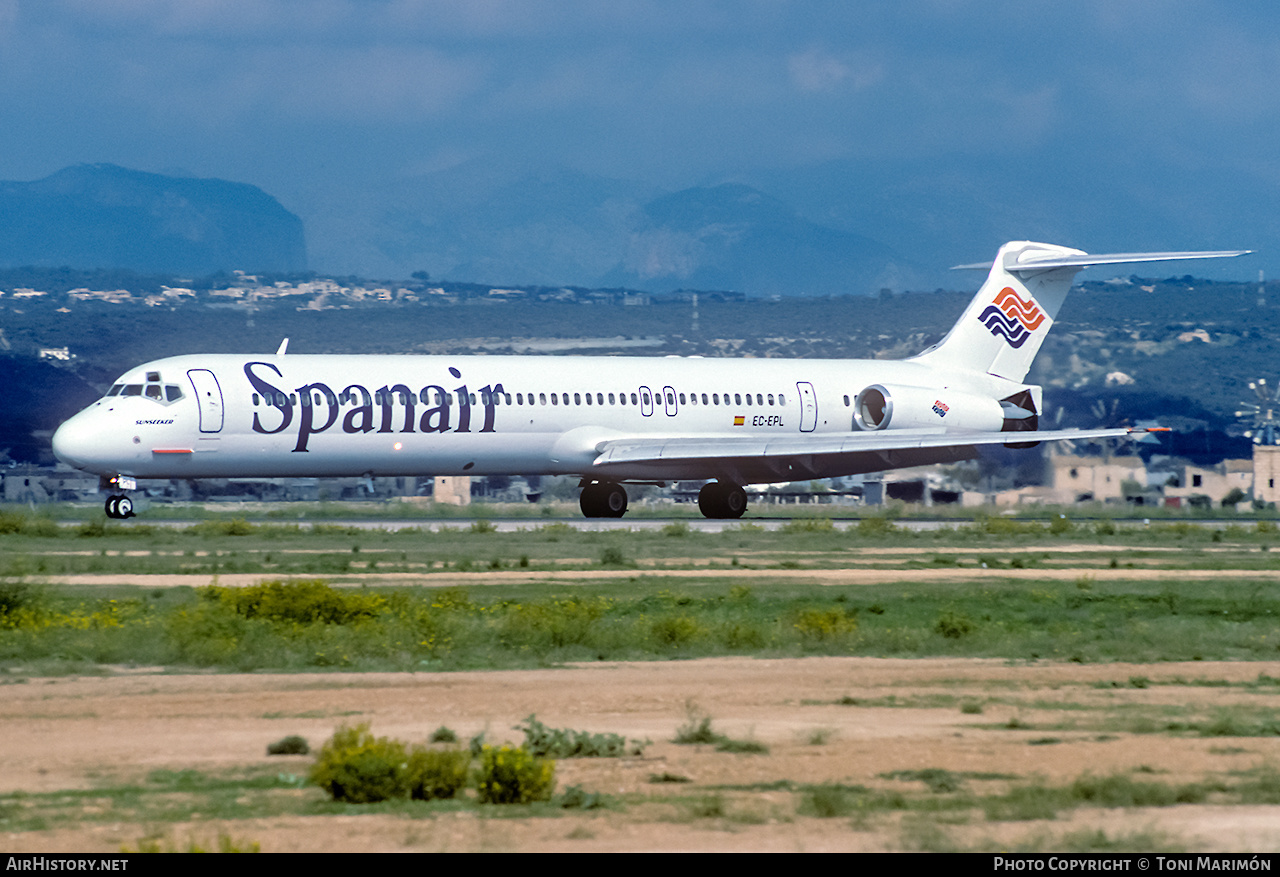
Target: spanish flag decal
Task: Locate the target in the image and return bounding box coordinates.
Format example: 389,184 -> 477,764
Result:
733,415 -> 745,426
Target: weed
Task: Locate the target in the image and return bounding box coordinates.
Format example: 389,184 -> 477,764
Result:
517,714 -> 648,758
558,785 -> 612,810
883,768 -> 963,793
805,728 -> 833,745
715,737 -> 769,754
123,832 -> 261,853
982,783 -> 1066,821
673,704 -> 723,745
800,784 -> 856,818
649,772 -> 692,784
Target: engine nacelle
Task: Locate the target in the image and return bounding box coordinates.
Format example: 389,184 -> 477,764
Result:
854,384 -> 1006,432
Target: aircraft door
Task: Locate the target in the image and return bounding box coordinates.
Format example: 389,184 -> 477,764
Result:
663,385 -> 678,417
187,369 -> 224,433
639,386 -> 654,417
796,381 -> 817,433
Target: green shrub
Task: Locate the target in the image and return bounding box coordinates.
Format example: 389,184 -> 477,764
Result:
429,725 -> 458,743
475,745 -> 555,804
934,610 -> 975,639
207,579 -> 385,625
405,748 -> 470,801
266,735 -> 309,755
781,517 -> 835,533
855,516 -> 896,536
309,723 -> 410,803
190,518 -> 256,536
793,607 -> 857,642
599,546 -> 629,566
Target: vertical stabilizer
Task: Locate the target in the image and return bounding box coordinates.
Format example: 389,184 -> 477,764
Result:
911,241 -> 1083,383
911,241 -> 1250,384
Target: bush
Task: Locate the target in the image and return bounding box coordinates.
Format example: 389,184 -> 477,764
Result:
934,610 -> 975,639
405,747 -> 470,801
267,735 -> 309,755
208,579 -> 385,625
429,725 -> 458,743
309,723 -> 409,803
793,607 -> 857,642
475,745 -> 555,804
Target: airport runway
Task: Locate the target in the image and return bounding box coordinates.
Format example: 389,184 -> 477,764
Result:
111,515 -> 1196,533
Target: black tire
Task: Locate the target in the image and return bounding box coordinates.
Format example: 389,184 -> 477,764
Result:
601,483 -> 628,518
698,481 -> 747,519
697,482 -> 724,518
105,495 -> 120,519
117,496 -> 134,519
579,483 -> 603,517
722,484 -> 747,519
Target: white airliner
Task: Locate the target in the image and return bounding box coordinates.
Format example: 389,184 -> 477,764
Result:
52,241 -> 1248,520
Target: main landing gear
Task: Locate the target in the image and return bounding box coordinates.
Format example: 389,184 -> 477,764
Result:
105,494 -> 135,519
698,481 -> 748,519
579,481 -> 629,518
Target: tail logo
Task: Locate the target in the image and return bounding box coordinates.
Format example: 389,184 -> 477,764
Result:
978,287 -> 1045,349
932,400 -> 949,418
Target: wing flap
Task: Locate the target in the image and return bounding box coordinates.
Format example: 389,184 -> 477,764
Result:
594,427 -> 1155,468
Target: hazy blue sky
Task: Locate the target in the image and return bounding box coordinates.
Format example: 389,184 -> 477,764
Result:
1,0 -> 1276,278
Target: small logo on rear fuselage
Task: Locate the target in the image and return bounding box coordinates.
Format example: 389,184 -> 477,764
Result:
932,401 -> 949,418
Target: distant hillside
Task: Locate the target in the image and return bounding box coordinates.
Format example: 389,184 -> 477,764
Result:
0,164 -> 306,275
300,162 -> 922,295
599,184 -> 913,296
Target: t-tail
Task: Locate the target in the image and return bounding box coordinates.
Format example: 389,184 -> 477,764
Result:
912,240 -> 1250,383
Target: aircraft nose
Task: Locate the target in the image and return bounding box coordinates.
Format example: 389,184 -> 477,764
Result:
52,411 -> 99,470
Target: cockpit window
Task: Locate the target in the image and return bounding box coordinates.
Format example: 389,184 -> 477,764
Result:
165,385 -> 183,402
107,384 -> 123,397
121,385 -> 143,396
146,372 -> 161,382
145,385 -> 162,400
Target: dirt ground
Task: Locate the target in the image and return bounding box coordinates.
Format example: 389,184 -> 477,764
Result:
4,656 -> 1280,852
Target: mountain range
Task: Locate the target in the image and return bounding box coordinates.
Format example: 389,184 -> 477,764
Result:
0,165 -> 306,276
0,159 -> 1265,295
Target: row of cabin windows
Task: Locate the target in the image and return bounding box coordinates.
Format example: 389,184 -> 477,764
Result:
251,389 -> 792,409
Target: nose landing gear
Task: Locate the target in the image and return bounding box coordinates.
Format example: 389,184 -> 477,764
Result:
101,475 -> 137,519
105,494 -> 135,519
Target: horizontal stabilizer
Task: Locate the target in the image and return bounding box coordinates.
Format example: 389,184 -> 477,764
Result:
953,249 -> 1250,272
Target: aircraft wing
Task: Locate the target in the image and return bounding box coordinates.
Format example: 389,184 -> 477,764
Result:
592,426 -> 1160,479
